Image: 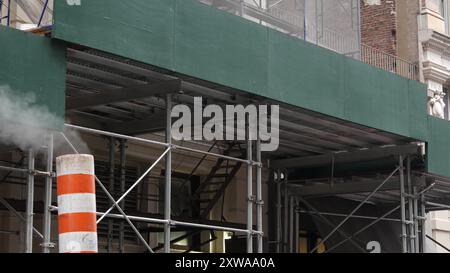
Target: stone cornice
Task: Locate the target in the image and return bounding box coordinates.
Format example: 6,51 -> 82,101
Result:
422,30 -> 450,56
422,60 -> 450,83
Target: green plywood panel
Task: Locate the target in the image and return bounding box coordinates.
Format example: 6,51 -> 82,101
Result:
427,117 -> 450,178
53,0 -> 175,70
343,58 -> 410,137
0,26 -> 65,129
408,80 -> 429,141
267,29 -> 346,118
174,0 -> 268,93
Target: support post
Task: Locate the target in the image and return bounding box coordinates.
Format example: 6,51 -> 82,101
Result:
246,137 -> 253,253
256,138 -> 263,253
289,196 -> 294,252
275,170 -> 281,253
420,192 -> 426,253
294,200 -> 300,253
108,137 -> 115,253
283,177 -> 288,252
164,94 -> 172,253
399,155 -> 407,253
25,149 -> 35,253
119,139 -> 126,253
406,157 -> 415,252
413,186 -> 420,253
42,133 -> 54,252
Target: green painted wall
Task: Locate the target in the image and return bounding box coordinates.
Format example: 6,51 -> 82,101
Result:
52,0 -> 450,177
0,26 -> 66,128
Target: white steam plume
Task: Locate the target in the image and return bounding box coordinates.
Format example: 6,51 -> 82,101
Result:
0,85 -> 90,154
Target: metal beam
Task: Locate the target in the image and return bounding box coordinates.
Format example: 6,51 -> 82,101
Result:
271,144 -> 419,169
66,80 -> 181,110
288,178 -> 401,197
103,114 -> 166,135
279,108 -> 399,145
278,119 -> 369,148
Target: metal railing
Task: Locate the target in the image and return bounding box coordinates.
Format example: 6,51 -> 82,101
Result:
267,5 -> 303,28
199,0 -> 420,81
361,44 -> 419,80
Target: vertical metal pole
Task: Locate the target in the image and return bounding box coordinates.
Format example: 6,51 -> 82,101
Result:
294,200 -> 300,253
413,187 -> 420,253
275,170 -> 281,253
399,155 -> 407,253
407,157 -> 415,252
0,0 -> 3,25
25,149 -> 35,253
164,94 -> 172,253
420,192 -> 426,253
283,177 -> 288,252
256,138 -> 263,253
108,137 -> 115,253
246,137 -> 253,253
7,0 -> 11,26
42,133 -> 54,253
119,139 -> 126,253
289,196 -> 294,252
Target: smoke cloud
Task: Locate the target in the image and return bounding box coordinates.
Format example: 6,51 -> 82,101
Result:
0,85 -> 89,154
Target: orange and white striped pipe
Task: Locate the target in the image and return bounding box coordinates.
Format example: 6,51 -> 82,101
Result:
56,154 -> 98,253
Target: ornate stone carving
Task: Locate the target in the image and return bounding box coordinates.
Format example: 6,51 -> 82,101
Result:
429,91 -> 446,119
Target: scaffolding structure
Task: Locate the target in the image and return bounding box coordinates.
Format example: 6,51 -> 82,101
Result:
0,0 -> 448,254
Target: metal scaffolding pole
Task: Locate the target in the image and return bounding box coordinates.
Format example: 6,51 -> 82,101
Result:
164,93 -> 172,253
25,149 -> 35,253
294,200 -> 299,253
275,170 -> 282,253
406,157 -> 415,252
65,124 -> 249,163
289,196 -> 294,252
420,192 -> 426,253
413,186 -> 420,253
283,178 -> 288,252
108,137 -> 115,253
399,155 -> 407,253
255,138 -> 263,253
246,137 -> 253,253
42,133 -> 54,253
119,139 -> 126,253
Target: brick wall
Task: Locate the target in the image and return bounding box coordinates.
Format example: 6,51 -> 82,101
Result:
361,0 -> 398,55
